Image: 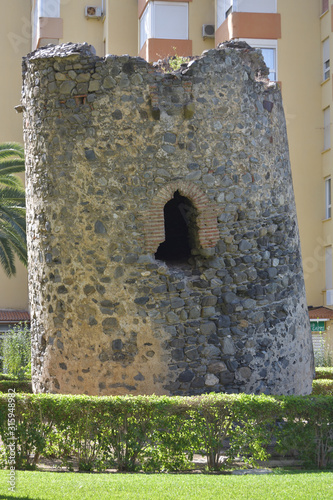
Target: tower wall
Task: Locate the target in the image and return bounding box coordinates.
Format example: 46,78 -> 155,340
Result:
22,42 -> 314,395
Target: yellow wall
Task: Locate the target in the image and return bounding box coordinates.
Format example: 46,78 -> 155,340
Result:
277,0 -> 323,306
0,0 -> 30,311
105,0 -> 138,57
60,0 -> 104,56
320,6 -> 333,307
0,1 -> 31,143
0,261 -> 28,310
190,0 -> 215,55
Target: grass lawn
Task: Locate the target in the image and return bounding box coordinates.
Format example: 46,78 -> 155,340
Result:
0,470 -> 332,500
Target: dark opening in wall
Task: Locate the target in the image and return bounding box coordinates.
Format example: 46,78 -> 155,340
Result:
155,191 -> 196,263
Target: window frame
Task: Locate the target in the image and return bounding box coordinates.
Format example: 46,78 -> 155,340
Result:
321,0 -> 329,16
140,1 -> 189,49
225,5 -> 233,18
326,246 -> 333,301
322,38 -> 330,82
325,177 -> 332,219
140,3 -> 151,49
216,0 -> 232,27
32,0 -> 61,50
324,106 -> 331,151
152,1 -> 189,40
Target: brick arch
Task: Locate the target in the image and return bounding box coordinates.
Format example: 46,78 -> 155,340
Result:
144,181 -> 219,253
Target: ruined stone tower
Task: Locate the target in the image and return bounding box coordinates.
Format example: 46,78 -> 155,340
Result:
22,42 -> 314,396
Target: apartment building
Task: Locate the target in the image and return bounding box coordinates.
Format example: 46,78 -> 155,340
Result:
1,0 -> 332,351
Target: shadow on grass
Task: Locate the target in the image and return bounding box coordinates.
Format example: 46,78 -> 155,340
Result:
273,468 -> 333,475
0,496 -> 43,500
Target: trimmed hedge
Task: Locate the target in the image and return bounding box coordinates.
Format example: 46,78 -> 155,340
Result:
0,393 -> 332,471
0,374 -> 17,381
312,379 -> 333,396
0,380 -> 32,393
316,367 -> 333,380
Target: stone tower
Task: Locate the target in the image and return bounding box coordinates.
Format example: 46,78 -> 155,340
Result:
22,42 -> 314,396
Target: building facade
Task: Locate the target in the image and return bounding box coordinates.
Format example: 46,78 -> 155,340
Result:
1,0 -> 332,353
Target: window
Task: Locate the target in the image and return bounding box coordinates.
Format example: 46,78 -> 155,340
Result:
325,177 -> 331,219
154,2 -> 188,40
145,183 -> 219,254
260,47 -> 276,80
239,39 -> 277,80
225,5 -> 233,18
323,38 -> 330,81
322,0 -> 329,15
235,0 -> 277,13
140,4 -> 151,49
324,59 -> 330,81
217,0 -> 277,23
217,1 -> 233,28
32,0 -> 60,50
140,1 -> 188,50
326,247 -> 333,305
324,107 -> 331,150
39,0 -> 60,17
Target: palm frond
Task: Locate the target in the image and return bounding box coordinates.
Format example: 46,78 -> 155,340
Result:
0,158 -> 25,174
0,214 -> 26,236
0,221 -> 27,253
0,175 -> 24,189
0,230 -> 27,268
0,203 -> 26,218
0,142 -> 25,158
0,236 -> 16,277
0,185 -> 25,200
7,240 -> 27,267
0,198 -> 25,210
0,203 -> 26,227
0,213 -> 26,241
0,142 -> 27,276
0,205 -> 26,218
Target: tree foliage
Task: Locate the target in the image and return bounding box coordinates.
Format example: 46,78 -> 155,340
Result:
0,142 -> 26,277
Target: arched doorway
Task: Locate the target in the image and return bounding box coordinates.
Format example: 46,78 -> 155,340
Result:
155,191 -> 197,263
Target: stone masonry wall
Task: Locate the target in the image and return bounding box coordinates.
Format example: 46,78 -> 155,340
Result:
22,42 -> 314,396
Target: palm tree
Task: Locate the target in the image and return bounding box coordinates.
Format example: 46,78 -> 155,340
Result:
0,142 -> 27,277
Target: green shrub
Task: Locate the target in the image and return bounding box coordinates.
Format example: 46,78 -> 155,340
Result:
47,395 -> 112,472
0,380 -> 32,393
312,379 -> 333,396
43,395 -> 176,472
316,367 -> 333,380
0,393 -> 332,471
142,397 -> 198,472
0,373 -> 18,381
156,54 -> 192,73
276,396 -> 333,468
168,55 -> 190,71
1,323 -> 31,379
0,393 -> 54,469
